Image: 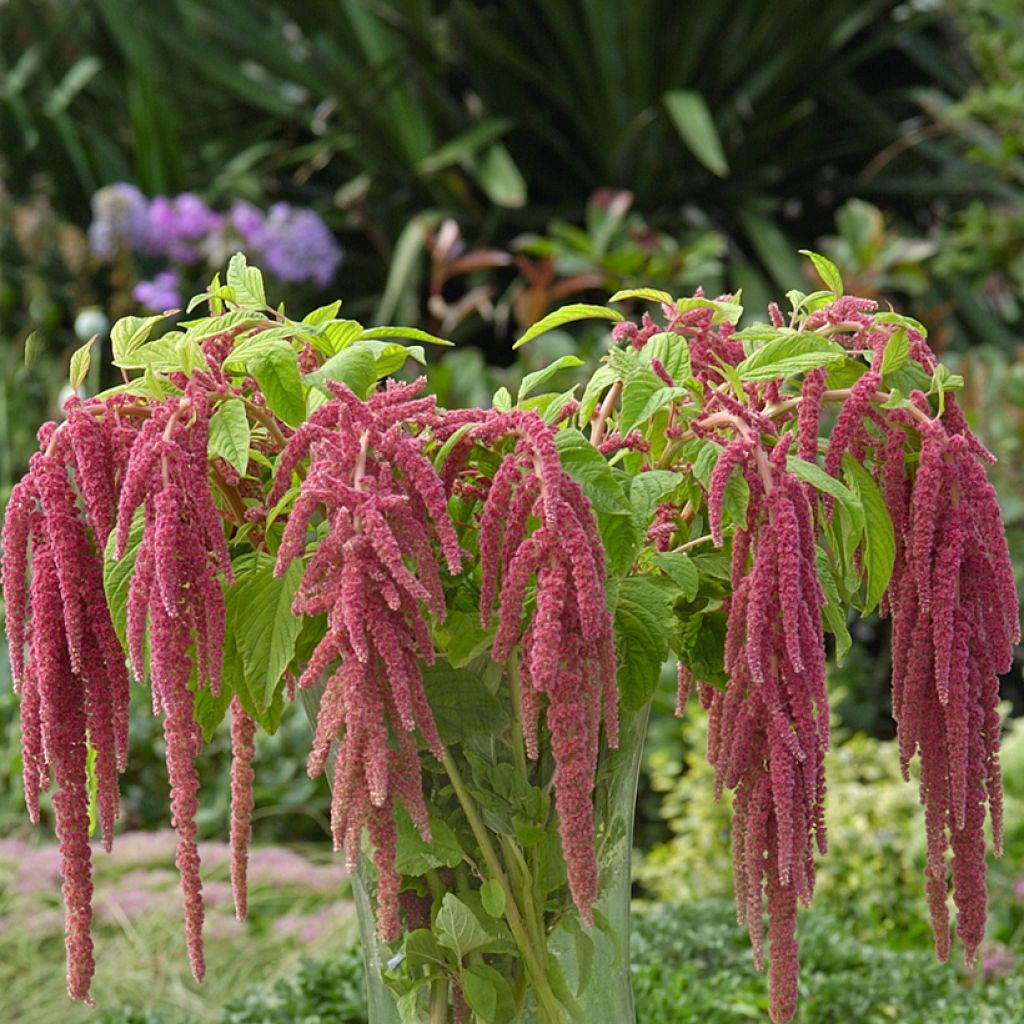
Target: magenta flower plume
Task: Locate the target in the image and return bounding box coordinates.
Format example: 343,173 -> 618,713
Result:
229,697 -> 256,921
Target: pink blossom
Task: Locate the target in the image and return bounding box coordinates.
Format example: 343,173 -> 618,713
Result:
229,698 -> 256,921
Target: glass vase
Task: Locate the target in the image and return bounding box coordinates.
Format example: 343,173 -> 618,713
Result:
303,663 -> 648,1024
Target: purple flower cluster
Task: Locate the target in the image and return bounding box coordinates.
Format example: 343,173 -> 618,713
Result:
88,183 -> 343,311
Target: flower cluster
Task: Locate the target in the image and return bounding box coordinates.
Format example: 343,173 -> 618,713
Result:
271,378 -> 463,941
445,408 -> 619,921
87,183 -> 343,310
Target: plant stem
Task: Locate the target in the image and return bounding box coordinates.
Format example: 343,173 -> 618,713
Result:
430,977 -> 449,1024
440,750 -> 564,1023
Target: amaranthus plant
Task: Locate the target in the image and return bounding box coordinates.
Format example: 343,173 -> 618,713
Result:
1,252 -> 1017,1024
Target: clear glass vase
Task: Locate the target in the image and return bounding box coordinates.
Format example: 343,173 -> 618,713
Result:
303,663 -> 648,1024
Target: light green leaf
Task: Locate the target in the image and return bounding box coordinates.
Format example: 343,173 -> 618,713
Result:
736,332 -> 847,382
251,346 -> 305,427
874,311 -> 927,337
225,553 -> 303,707
302,300 -> 342,326
69,336 -> 94,390
395,807 -> 466,875
492,386 -> 512,412
480,878 -> 506,918
786,456 -> 863,524
843,455 -> 895,613
614,577 -> 674,710
620,371 -> 687,433
305,345 -> 377,399
207,398 -> 251,476
651,552 -> 699,602
513,304 -> 623,350
435,894 -> 492,961
421,664 -> 509,744
226,252 -> 266,307
643,332 -> 692,384
317,319 -> 364,356
608,287 -> 674,306
403,930 -> 450,971
102,508 -> 145,650
113,334 -> 185,371
629,471 -> 680,521
676,296 -> 743,324
474,142 -> 527,208
463,966 -> 498,1021
358,325 -> 452,347
579,364 -> 618,425
664,90 -> 729,177
816,547 -> 852,663
519,354 -> 584,401
111,314 -> 166,364
798,249 -> 844,297
879,328 -> 909,376
555,429 -> 633,516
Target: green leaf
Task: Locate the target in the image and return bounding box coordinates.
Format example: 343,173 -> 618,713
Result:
474,141 -> 527,208
786,457 -> 864,524
435,894 -> 492,961
403,930 -> 450,971
643,332 -> 692,384
226,252 -> 267,307
358,325 -> 452,347
302,300 -> 342,326
798,249 -> 844,297
608,287 -> 674,306
111,314 -> 166,364
463,966 -> 498,1021
651,552 -> 699,602
663,89 -> 729,177
69,336 -> 94,390
736,333 -> 847,382
620,369 -> 687,433
420,664 -> 509,744
676,296 -> 743,324
207,398 -> 251,476
579,364 -> 618,426
251,346 -> 306,427
816,547 -> 852,664
480,878 -> 506,918
629,471 -> 681,521
417,116 -> 514,173
316,319 -> 364,356
555,429 -> 632,515
365,341 -> 426,379
879,328 -> 909,376
113,334 -> 186,371
519,354 -> 584,401
614,577 -> 673,710
190,671 -> 233,742
874,311 -> 927,337
513,304 -> 623,350
103,508 -> 145,650
395,807 -> 466,875
677,610 -> 730,687
492,386 -> 513,412
843,455 -> 895,613
305,345 -> 377,399
225,630 -> 285,734
438,611 -> 496,669
225,553 -> 303,707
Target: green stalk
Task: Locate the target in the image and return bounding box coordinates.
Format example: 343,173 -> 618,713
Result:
429,977 -> 449,1024
441,750 -> 564,1023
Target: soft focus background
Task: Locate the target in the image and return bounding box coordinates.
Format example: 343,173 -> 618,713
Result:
2,1 -> 1024,1021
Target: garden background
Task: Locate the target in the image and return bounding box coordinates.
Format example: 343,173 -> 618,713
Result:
2,1 -> 1024,1020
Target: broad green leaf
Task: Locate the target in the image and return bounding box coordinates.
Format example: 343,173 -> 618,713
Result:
113,334 -> 186,371
664,90 -> 729,177
438,610 -> 496,669
874,311 -> 927,337
677,610 -> 729,687
403,930 -> 450,971
365,341 -> 426,378
480,879 -> 506,918
513,304 -> 623,350
226,252 -> 266,307
786,456 -> 863,524
555,429 -> 633,515
435,894 -> 492,961
736,333 -> 847,382
492,386 -> 513,412
879,328 -> 909,377
225,553 -> 303,706
302,300 -> 342,326
395,807 -> 465,875
883,358 -> 932,396
474,141 -> 527,208
190,670 -> 233,742
579,364 -> 618,425
417,116 -> 514,173
620,370 -> 687,433
317,319 -> 364,356
251,346 -> 306,427
463,966 -> 498,1021
305,345 -> 377,399
816,547 -> 852,664
207,398 -> 251,476
103,508 -> 145,649
676,296 -> 743,324
651,552 -> 699,601
614,577 -> 673,710
643,332 -> 692,384
799,249 -> 844,297
69,336 -> 93,390
519,354 -> 584,401
629,471 -> 680,521
111,314 -> 166,364
608,287 -> 674,306
358,325 -> 452,347
180,310 -> 262,341
843,455 -> 895,613
421,664 -> 509,744
225,630 -> 285,734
